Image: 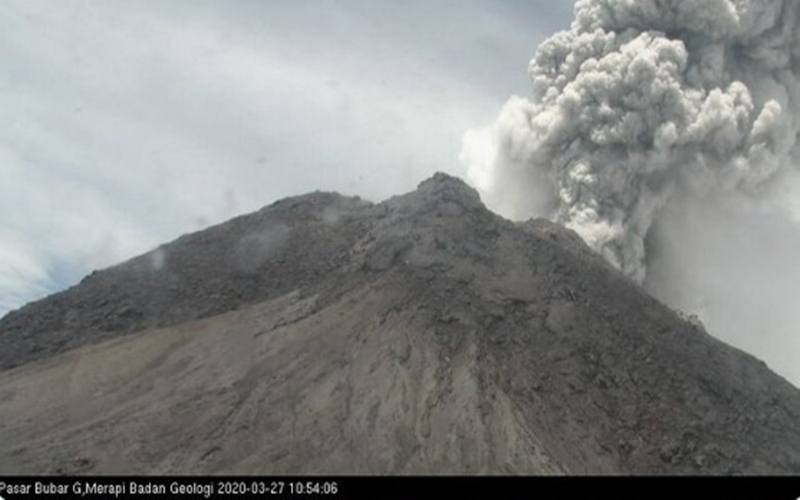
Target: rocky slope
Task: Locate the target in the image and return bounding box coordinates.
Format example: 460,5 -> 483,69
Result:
1,173 -> 799,474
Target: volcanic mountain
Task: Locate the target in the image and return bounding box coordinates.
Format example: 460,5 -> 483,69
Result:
1,173 -> 799,474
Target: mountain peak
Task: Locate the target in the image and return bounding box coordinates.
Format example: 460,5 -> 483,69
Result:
415,171 -> 483,209
418,171 -> 480,196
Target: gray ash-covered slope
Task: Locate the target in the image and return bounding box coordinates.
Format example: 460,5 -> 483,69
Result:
0,190 -> 371,371
1,173 -> 799,474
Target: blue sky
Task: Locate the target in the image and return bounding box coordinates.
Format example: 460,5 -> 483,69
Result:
0,0 -> 573,315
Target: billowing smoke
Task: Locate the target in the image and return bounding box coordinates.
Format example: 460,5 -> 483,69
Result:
462,0 -> 800,384
462,0 -> 800,283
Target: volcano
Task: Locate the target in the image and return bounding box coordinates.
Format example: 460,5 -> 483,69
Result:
1,173 -> 798,474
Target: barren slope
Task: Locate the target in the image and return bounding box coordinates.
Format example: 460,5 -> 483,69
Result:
1,173 -> 799,474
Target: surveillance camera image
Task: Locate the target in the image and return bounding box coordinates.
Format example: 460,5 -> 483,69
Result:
0,0 -> 799,496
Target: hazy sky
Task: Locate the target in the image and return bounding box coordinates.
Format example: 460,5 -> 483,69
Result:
0,0 -> 573,315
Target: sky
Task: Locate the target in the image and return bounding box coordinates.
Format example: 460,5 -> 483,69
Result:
0,0 -> 573,315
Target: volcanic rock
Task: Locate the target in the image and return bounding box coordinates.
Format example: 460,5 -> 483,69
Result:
0,173 -> 799,474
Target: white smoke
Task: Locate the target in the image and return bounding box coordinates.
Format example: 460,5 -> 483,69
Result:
148,248 -> 167,271
462,0 -> 800,283
234,224 -> 291,274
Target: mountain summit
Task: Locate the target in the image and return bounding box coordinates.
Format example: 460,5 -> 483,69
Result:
1,173 -> 799,474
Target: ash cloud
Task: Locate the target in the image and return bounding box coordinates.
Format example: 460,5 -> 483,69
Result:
462,0 -> 800,383
463,0 -> 800,282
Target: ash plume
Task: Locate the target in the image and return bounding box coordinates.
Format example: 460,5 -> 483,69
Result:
462,0 -> 800,283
